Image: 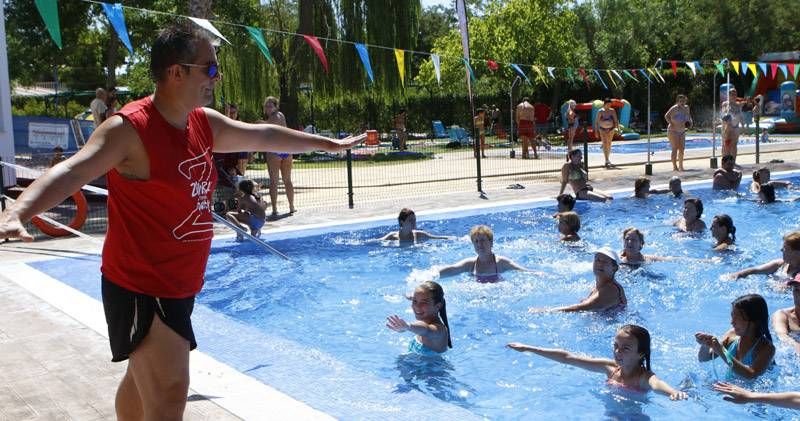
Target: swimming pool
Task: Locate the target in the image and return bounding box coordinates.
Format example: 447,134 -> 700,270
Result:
24,173 -> 800,419
566,136 -> 788,155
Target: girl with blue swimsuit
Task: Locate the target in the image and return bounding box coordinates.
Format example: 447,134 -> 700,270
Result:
386,281 -> 452,355
696,294 -> 775,379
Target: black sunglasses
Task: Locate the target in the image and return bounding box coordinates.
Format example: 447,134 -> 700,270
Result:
179,62 -> 220,79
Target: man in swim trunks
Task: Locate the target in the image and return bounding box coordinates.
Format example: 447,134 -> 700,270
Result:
0,24 -> 365,419
772,275 -> 800,353
712,155 -> 742,190
516,97 -> 536,159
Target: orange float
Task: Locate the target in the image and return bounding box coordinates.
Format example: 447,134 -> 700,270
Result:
31,191 -> 88,237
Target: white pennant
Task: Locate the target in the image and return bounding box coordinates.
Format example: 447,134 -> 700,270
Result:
547,66 -> 555,79
685,61 -> 697,76
612,69 -> 625,83
431,54 -> 441,85
188,17 -> 231,45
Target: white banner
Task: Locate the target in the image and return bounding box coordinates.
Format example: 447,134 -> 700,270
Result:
28,122 -> 69,149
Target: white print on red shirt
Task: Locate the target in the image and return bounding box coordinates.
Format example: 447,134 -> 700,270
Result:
172,148 -> 214,241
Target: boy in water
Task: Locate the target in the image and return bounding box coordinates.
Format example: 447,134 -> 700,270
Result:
379,208 -> 453,243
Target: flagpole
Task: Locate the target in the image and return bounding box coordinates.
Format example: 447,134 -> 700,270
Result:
456,0 -> 481,193
646,59 -> 660,175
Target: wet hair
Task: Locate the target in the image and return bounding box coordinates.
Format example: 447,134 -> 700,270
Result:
622,227 -> 645,246
618,324 -> 651,371
732,294 -> 772,343
784,231 -> 800,250
469,225 -> 494,242
556,194 -> 576,211
685,198 -> 703,217
559,211 -> 581,233
721,154 -> 735,164
752,167 -> 769,183
398,208 -> 415,225
566,148 -> 582,162
758,183 -> 776,203
150,23 -> 214,82
713,214 -> 736,241
634,177 -> 650,196
603,97 -> 612,104
237,179 -> 259,201
417,281 -> 452,348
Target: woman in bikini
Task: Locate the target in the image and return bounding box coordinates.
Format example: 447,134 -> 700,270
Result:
436,225 -> 531,283
594,98 -> 618,168
260,96 -> 295,217
558,149 -> 613,202
721,88 -> 742,159
565,100 -> 579,151
696,294 -> 775,379
508,324 -> 687,400
665,94 -> 692,171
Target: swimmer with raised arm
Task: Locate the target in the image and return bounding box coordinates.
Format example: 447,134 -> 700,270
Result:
379,208 -> 454,243
674,198 -> 706,232
771,274 -> 800,354
727,231 -> 800,280
647,176 -> 685,198
559,149 -> 613,202
710,214 -> 736,251
386,281 -> 451,355
696,294 -> 775,379
530,248 -> 626,312
436,225 -> 531,283
507,324 -> 686,400
751,167 -> 792,192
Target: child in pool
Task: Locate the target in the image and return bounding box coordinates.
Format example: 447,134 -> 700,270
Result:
225,179 -> 266,240
379,208 -> 454,243
695,294 -> 775,379
386,281 -> 451,355
507,324 -> 687,400
727,231 -> 800,280
619,227 -> 675,265
751,167 -> 791,192
436,225 -> 532,283
557,211 -> 581,242
674,198 -> 706,232
710,214 -> 736,251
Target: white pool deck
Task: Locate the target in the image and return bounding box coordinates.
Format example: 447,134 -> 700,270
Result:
1,146 -> 799,420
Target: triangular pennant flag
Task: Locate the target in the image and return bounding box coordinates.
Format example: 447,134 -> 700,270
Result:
789,63 -> 797,80
623,69 -> 639,82
686,62 -> 697,77
770,62 -> 779,80
731,61 -> 740,75
593,69 -> 609,90
245,26 -> 274,65
510,63 -> 531,85
694,61 -> 703,73
741,61 -> 749,76
487,60 -> 499,71
34,0 -> 62,49
188,17 -> 231,45
671,61 -> 678,78
606,70 -> 618,88
612,70 -> 625,84
715,62 -> 725,77
653,67 -> 666,83
639,69 -> 652,83
532,66 -> 546,84
302,35 -> 328,73
101,3 -> 134,55
431,54 -> 441,85
579,68 -> 590,89
647,68 -> 660,83
462,58 -> 476,82
757,62 -> 767,77
780,64 -> 789,79
394,49 -> 405,87
354,43 -> 373,83
747,63 -> 757,78
547,66 -> 555,79
565,68 -> 574,81
794,63 -> 800,80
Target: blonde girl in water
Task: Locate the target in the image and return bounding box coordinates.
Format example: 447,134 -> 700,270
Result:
508,324 -> 687,400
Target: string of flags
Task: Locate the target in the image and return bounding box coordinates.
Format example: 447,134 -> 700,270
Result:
34,0 -> 800,92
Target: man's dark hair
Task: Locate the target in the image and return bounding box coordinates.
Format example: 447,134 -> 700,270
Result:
150,24 -> 213,82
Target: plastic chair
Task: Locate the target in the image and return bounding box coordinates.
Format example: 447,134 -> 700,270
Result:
432,120 -> 447,138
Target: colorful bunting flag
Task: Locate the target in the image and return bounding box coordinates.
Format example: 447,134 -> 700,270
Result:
694,61 -> 703,73
394,49 -> 405,87
462,58 -> 476,82
302,35 -> 328,73
487,60 -> 499,71
593,69 -> 608,90
566,68 -> 574,81
779,64 -> 789,79
747,63 -> 757,77
686,62 -> 697,77
34,0 -> 62,49
794,63 -> 800,80
740,61 -> 749,76
510,63 -> 531,85
623,69 -> 639,82
653,67 -> 666,83
245,26 -> 274,65
547,66 -> 555,79
612,70 -> 625,84
532,66 -> 546,85
578,68 -> 590,89
647,68 -> 661,83
757,62 -> 767,77
606,70 -> 618,88
101,3 -> 134,55
770,62 -> 778,80
354,43 -> 373,83
731,61 -> 740,75
789,63 -> 797,80
639,69 -> 651,83
715,62 -> 725,77
188,17 -> 231,45
431,54 -> 441,85
671,61 -> 678,78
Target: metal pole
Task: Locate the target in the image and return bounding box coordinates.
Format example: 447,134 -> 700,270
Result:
582,121 -> 589,174
0,156 -> 5,214
755,114 -> 760,164
645,61 -> 654,175
346,149 -> 354,208
509,76 -> 520,158
711,69 -> 717,168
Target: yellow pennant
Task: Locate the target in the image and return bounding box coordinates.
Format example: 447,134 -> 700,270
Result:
606,70 -> 618,88
394,49 -> 405,88
747,63 -> 757,77
731,61 -> 740,75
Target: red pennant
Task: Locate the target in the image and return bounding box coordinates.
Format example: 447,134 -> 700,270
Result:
579,68 -> 590,89
487,60 -> 499,71
789,63 -> 796,79
671,61 -> 678,78
302,35 -> 328,73
770,62 -> 778,79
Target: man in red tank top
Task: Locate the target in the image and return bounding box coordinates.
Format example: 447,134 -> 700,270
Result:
0,24 -> 364,419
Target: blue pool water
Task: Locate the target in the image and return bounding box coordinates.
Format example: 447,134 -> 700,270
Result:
565,136 -> 783,155
30,174 -> 800,419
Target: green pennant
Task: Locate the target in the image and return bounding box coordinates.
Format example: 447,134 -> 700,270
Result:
715,62 -> 725,77
566,68 -> 574,81
462,58 -> 476,82
622,69 -> 638,82
245,26 -> 273,65
795,64 -> 800,80
35,0 -> 62,49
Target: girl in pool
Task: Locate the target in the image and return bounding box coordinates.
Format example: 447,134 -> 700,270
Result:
710,214 -> 736,251
437,225 -> 531,282
507,324 -> 687,400
565,99 -> 579,151
751,167 -> 792,192
665,94 -> 693,172
558,149 -> 613,202
379,208 -> 453,243
619,227 -> 674,265
386,281 -> 451,355
674,198 -> 706,233
557,211 -> 581,242
225,179 -> 266,240
695,294 -> 775,379
594,98 -> 619,168
728,231 -> 800,280
530,247 -> 626,312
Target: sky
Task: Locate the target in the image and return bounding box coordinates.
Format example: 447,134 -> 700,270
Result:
421,0 -> 453,9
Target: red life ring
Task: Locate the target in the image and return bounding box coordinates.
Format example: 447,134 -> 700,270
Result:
31,191 -> 88,237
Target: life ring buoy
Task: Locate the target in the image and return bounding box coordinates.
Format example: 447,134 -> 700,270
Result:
31,191 -> 88,237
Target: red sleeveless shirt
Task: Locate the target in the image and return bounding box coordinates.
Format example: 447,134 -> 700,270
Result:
101,96 -> 217,298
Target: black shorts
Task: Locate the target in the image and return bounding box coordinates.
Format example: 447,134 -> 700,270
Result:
101,276 -> 197,362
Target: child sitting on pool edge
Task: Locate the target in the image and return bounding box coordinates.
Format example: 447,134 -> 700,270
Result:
507,324 -> 687,400
386,281 -> 451,355
225,179 -> 266,241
